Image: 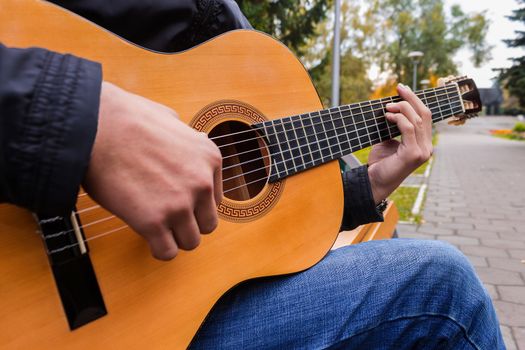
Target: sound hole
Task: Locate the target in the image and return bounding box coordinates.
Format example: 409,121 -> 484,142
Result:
209,121 -> 270,201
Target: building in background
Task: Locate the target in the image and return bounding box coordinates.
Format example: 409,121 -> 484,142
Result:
479,84 -> 504,115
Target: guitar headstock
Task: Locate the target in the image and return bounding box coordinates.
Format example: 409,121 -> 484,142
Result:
438,76 -> 482,126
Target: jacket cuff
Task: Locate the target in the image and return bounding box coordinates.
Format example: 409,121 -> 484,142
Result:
340,165 -> 384,231
29,52 -> 101,216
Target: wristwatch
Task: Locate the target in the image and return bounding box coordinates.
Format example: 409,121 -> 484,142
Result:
376,199 -> 389,214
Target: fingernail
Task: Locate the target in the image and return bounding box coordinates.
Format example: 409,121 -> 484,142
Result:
386,103 -> 394,107
398,83 -> 406,90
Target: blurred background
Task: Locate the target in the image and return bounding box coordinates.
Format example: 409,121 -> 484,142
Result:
235,1 -> 525,348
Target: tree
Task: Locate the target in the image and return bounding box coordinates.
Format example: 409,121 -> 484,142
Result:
377,0 -> 492,89
501,0 -> 525,108
235,0 -> 331,56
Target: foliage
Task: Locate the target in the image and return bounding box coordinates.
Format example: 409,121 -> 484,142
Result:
500,0 -> 525,108
389,186 -> 421,222
513,122 -> 525,133
236,1 -> 491,105
376,0 -> 492,89
235,0 -> 332,56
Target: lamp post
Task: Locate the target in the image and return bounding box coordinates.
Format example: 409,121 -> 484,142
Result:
408,51 -> 424,91
331,0 -> 341,107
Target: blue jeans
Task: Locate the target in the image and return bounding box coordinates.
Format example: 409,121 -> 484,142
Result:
190,239 -> 504,349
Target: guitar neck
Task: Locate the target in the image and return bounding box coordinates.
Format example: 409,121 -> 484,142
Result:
255,84 -> 464,182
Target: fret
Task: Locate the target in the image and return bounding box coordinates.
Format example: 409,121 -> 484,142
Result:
258,85 -> 472,183
327,107 -> 344,157
363,101 -> 380,144
432,88 -> 444,121
370,100 -> 384,143
347,104 -> 363,151
447,87 -> 463,118
289,115 -> 308,172
301,114 -> 321,166
311,112 -> 331,162
320,109 -> 339,159
336,105 -> 351,153
375,99 -> 391,142
353,104 -> 371,148
277,118 -> 296,174
263,121 -> 286,178
384,96 -> 394,140
340,105 -> 358,153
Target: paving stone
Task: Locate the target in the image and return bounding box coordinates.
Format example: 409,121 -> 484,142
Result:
474,267 -> 524,285
461,246 -> 509,258
488,258 -> 525,273
509,250 -> 525,260
453,217 -> 492,225
466,255 -> 488,268
481,239 -> 525,249
437,235 -> 479,246
499,231 -> 525,242
478,223 -> 519,232
417,227 -> 456,236
494,301 -> 525,327
498,286 -> 525,305
399,233 -> 436,240
501,325 -> 518,350
397,224 -> 419,234
415,117 -> 525,334
484,283 -> 499,300
460,229 -> 500,239
513,327 -> 525,350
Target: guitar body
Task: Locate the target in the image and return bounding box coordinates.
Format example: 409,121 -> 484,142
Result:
0,1 -> 343,348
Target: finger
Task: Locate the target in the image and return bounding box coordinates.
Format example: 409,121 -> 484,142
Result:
194,190 -> 219,234
385,112 -> 418,149
396,83 -> 433,142
146,229 -> 179,261
396,83 -> 429,117
386,97 -> 429,153
214,168 -> 223,206
171,210 -> 201,251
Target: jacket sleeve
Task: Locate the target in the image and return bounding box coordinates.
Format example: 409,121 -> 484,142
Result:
340,165 -> 384,231
50,0 -> 252,53
0,44 -> 102,216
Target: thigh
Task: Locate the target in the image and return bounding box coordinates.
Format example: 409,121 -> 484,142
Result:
190,239 -> 502,349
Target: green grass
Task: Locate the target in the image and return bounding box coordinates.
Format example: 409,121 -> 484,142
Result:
495,134 -> 525,142
352,132 -> 438,175
388,186 -> 421,222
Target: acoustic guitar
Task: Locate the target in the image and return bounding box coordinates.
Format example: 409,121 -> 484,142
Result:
0,0 -> 482,348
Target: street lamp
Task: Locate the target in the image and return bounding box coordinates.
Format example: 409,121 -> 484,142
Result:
331,0 -> 341,107
408,51 -> 424,91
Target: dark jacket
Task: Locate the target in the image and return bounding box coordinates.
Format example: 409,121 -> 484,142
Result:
0,0 -> 381,228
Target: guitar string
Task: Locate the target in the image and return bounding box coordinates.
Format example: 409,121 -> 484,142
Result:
209,85 -> 456,146
40,101 -> 461,247
219,87 -> 458,162
75,86 -> 459,199
219,97 -> 462,173
73,93 -> 459,211
220,103 -> 462,194
67,96 -> 461,230
215,86 -> 458,151
75,88 -> 460,205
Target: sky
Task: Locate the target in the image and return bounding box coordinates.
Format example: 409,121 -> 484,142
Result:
446,0 -> 524,88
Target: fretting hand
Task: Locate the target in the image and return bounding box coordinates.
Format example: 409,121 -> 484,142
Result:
367,83 -> 433,204
83,82 -> 223,261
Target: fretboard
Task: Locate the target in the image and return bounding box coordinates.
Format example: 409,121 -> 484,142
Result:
253,84 -> 463,182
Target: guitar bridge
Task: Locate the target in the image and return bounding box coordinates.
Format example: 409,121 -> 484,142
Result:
37,211 -> 107,330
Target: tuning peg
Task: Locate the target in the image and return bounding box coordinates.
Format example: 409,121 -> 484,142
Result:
448,118 -> 466,126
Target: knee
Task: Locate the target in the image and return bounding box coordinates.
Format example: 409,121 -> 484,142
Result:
411,240 -> 491,307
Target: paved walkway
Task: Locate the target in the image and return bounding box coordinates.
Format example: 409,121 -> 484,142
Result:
398,116 -> 525,349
